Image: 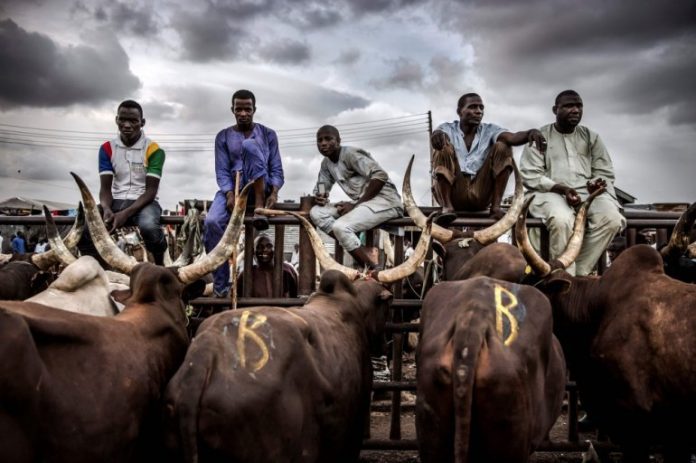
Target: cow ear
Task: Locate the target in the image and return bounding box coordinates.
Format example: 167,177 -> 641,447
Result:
30,271 -> 52,292
111,289 -> 132,304
432,240 -> 446,260
545,276 -> 572,294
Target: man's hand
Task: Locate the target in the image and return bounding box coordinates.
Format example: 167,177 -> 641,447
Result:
587,178 -> 607,195
431,131 -> 451,151
314,193 -> 329,206
528,129 -> 547,153
264,191 -> 278,209
336,201 -> 354,216
106,210 -> 130,233
102,208 -> 114,227
552,184 -> 581,207
226,191 -> 235,211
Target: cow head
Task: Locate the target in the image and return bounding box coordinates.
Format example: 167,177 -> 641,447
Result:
71,172 -> 249,290
659,202 -> 696,283
402,155 -> 527,282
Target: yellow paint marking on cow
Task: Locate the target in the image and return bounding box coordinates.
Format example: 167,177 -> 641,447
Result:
277,307 -> 309,326
494,284 -> 519,347
237,310 -> 270,372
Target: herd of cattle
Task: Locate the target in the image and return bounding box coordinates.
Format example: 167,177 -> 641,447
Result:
0,164 -> 694,463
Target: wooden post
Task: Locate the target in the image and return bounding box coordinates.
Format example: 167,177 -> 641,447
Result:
230,171 -> 241,310
298,196 -> 316,295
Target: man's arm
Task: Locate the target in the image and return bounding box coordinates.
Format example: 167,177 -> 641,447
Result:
313,164 -> 335,206
336,149 -> 387,216
264,129 -> 284,208
215,131 -> 236,195
498,129 -> 546,152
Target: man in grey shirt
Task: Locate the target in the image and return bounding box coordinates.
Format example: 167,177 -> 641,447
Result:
310,125 -> 402,270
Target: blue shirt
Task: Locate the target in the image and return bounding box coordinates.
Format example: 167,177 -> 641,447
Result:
11,236 -> 26,254
436,121 -> 507,175
214,123 -> 284,194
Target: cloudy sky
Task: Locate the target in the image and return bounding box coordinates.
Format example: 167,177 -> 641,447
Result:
1,0 -> 694,212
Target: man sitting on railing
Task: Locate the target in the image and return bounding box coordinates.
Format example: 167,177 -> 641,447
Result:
520,90 -> 625,276
310,125 -> 402,270
236,233 -> 298,298
430,92 -> 546,222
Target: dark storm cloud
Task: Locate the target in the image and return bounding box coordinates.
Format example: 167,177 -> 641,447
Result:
0,19 -> 140,108
436,0 -> 696,124
104,1 -> 159,36
174,13 -> 245,62
258,39 -> 311,65
370,57 -> 425,90
333,48 -> 361,66
346,0 -> 420,14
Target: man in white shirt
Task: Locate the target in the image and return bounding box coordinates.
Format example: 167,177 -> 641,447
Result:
520,90 -> 625,276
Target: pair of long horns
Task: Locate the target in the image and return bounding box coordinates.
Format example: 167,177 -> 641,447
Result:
402,155 -> 524,245
254,208 -> 432,283
515,188 -> 604,277
30,203 -> 85,270
70,172 -> 250,284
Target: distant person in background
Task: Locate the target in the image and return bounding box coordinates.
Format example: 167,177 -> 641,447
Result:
11,231 -> 26,254
520,90 -> 625,276
290,243 -> 300,270
34,238 -> 49,254
236,234 -> 298,298
404,239 -> 415,260
81,100 -> 168,265
204,89 -> 285,298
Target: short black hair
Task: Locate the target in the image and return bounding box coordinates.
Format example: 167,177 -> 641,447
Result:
554,89 -> 580,105
317,124 -> 340,139
117,100 -> 143,118
457,93 -> 481,112
232,89 -> 256,108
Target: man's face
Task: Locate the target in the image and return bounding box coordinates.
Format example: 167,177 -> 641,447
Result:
116,107 -> 144,144
553,94 -> 583,128
458,96 -> 484,126
317,131 -> 340,157
232,98 -> 255,128
255,238 -> 274,265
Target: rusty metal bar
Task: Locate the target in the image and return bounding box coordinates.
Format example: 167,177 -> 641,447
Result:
272,224 -> 285,298
298,196 -> 316,295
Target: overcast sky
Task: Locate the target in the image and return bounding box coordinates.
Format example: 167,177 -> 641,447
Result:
1,0 -> 694,212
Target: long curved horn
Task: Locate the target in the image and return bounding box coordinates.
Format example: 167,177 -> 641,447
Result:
71,172 -> 137,274
402,155 -> 455,243
31,202 -> 85,270
472,162 -> 524,245
376,216 -> 432,283
42,205 -> 77,266
515,188 -> 605,276
176,182 -> 252,284
257,208 -> 361,280
515,196 -> 552,276
660,202 -> 696,259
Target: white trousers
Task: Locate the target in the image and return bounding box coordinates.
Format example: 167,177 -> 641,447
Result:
310,204 -> 401,252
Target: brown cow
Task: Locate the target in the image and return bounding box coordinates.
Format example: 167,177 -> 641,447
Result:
0,174 -> 250,462
416,278 -> 566,463
516,192 -> 696,462
164,210 -> 431,463
0,203 -> 85,300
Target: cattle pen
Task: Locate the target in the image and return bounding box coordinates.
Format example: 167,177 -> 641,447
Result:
0,202 -> 684,462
